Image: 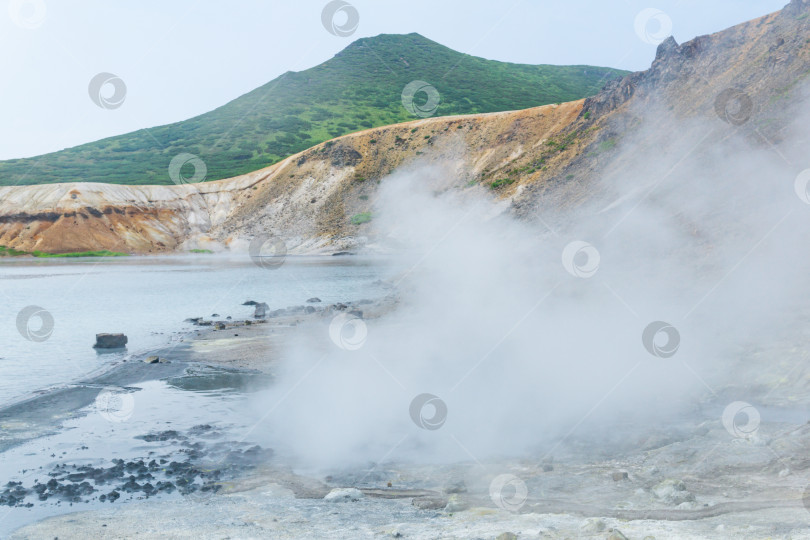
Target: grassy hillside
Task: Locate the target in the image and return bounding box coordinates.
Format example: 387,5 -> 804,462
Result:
0,33 -> 628,186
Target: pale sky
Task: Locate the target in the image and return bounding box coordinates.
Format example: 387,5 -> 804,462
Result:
0,0 -> 787,160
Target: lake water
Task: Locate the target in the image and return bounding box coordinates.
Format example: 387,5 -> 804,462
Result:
0,254 -> 394,534
0,254 -> 393,406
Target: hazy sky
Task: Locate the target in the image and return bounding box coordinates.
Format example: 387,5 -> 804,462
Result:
0,0 -> 787,160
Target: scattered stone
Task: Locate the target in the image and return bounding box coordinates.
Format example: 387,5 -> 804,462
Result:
215,323 -> 226,330
612,471 -> 628,482
144,356 -> 160,364
184,317 -> 202,324
335,303 -> 348,311
607,529 -> 629,540
348,309 -> 363,319
93,333 -> 128,349
211,313 -> 219,317
254,302 -> 269,319
652,479 -> 695,505
307,297 -> 322,303
305,306 -> 316,314
158,358 -> 170,364
324,488 -> 364,502
332,251 -> 353,256
242,300 -> 258,306
444,494 -> 469,512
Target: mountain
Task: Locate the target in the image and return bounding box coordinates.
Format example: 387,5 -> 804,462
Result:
0,33 -> 627,187
1,0 -> 807,256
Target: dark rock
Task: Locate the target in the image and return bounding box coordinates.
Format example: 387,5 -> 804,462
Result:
307,297 -> 322,303
93,333 -> 128,349
305,306 -> 316,314
211,313 -> 219,317
144,356 -> 160,364
655,36 -> 679,60
329,147 -> 362,167
242,300 -> 258,306
335,303 -> 348,311
348,310 -> 363,319
254,302 -> 269,319
332,251 -> 353,256
185,317 -> 202,324
215,322 -> 226,330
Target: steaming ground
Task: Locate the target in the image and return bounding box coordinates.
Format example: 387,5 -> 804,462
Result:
249,98 -> 810,473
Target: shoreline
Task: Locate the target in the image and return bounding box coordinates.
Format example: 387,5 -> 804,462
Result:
5,292 -> 810,538
0,289 -> 396,451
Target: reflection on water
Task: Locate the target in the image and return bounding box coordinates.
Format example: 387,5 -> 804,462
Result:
0,254 -> 393,405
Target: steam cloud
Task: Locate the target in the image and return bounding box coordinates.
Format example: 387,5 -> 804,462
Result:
249,90 -> 810,471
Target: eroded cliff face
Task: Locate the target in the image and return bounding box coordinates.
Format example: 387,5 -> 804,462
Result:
0,101 -> 590,254
0,175 -> 261,253
0,0 -> 808,255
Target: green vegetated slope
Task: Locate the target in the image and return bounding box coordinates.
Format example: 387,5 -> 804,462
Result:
0,33 -> 628,186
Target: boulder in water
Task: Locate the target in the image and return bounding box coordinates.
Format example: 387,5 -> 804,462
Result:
253,302 -> 269,319
94,333 -> 128,349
